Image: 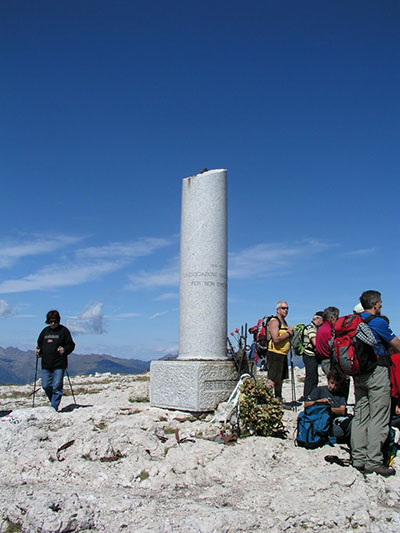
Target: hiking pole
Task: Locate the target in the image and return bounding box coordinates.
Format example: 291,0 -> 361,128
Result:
244,322 -> 255,378
32,353 -> 40,408
65,369 -> 76,406
289,344 -> 297,411
227,335 -> 235,356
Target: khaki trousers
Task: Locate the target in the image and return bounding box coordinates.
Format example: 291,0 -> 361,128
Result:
350,365 -> 391,469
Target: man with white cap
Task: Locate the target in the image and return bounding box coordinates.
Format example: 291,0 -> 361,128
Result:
353,303 -> 364,314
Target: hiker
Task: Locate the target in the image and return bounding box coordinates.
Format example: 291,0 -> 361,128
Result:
316,306 -> 339,376
351,290 -> 400,476
35,310 -> 75,411
380,318 -> 400,431
266,301 -> 293,400
304,367 -> 351,442
301,311 -> 324,400
389,348 -> 400,430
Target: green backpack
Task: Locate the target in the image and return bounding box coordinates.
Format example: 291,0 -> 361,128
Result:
383,427 -> 399,467
292,323 -> 306,356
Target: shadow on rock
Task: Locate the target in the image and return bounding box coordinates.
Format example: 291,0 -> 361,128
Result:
282,400 -> 302,410
60,403 -> 93,413
0,410 -> 12,417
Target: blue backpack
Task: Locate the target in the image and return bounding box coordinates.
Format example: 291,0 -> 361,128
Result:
296,403 -> 334,449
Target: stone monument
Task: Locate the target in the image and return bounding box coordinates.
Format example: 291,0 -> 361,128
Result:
150,169 -> 237,411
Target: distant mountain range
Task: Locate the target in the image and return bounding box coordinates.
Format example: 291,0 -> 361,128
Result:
0,346 -> 157,385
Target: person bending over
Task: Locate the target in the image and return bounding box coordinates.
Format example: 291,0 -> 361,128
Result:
305,367 -> 351,442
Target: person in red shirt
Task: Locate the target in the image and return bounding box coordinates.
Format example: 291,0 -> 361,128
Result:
316,306 -> 339,375
390,351 -> 400,428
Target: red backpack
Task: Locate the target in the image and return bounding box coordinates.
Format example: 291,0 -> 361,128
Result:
249,315 -> 281,361
390,353 -> 400,398
331,314 -> 377,375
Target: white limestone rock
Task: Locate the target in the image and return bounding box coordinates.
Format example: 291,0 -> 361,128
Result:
1,370 -> 400,532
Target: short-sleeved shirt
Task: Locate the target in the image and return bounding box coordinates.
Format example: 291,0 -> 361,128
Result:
316,321 -> 333,359
307,385 -> 346,409
361,312 -> 395,366
303,322 -> 317,356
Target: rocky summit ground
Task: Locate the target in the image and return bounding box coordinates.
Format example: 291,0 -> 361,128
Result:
1,369 -> 400,533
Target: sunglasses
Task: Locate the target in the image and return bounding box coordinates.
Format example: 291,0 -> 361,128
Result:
49,320 -> 58,324
280,307 -> 289,310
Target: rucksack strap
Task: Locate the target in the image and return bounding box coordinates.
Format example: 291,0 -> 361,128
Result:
363,314 -> 377,325
267,316 -> 282,330
267,316 -> 283,348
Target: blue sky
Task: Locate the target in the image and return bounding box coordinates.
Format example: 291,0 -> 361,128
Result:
1,1 -> 399,360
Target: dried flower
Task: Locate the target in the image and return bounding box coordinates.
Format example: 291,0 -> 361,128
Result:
239,379 -> 285,437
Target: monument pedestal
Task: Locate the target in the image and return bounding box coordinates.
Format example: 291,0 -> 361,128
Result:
150,169 -> 233,413
150,359 -> 238,412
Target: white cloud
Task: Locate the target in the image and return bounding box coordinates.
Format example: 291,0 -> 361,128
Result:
151,343 -> 178,355
113,312 -> 141,318
0,234 -> 83,268
127,262 -> 179,291
0,261 -> 121,294
125,240 -> 333,290
0,234 -> 175,294
343,248 -> 376,257
149,311 -> 169,319
165,344 -> 178,354
153,292 -> 179,301
0,299 -> 13,317
67,302 -> 106,335
229,239 -> 332,279
77,237 -> 173,259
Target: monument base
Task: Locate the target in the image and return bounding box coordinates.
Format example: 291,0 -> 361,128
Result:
150,359 -> 238,412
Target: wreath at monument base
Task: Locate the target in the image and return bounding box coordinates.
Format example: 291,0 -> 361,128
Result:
239,379 -> 285,437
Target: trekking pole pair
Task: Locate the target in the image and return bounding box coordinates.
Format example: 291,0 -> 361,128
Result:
31,360 -> 76,408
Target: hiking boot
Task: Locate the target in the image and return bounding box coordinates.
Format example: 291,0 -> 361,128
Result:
364,465 -> 396,477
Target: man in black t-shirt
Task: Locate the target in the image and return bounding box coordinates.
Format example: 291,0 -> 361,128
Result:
35,310 -> 75,411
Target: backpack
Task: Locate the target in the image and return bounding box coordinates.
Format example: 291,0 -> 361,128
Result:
292,323 -> 306,356
249,316 -> 281,361
296,403 -> 333,449
383,427 -> 399,468
390,353 -> 400,399
330,314 -> 377,376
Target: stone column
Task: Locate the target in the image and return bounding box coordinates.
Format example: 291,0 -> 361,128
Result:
179,169 -> 227,360
150,169 -> 237,411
